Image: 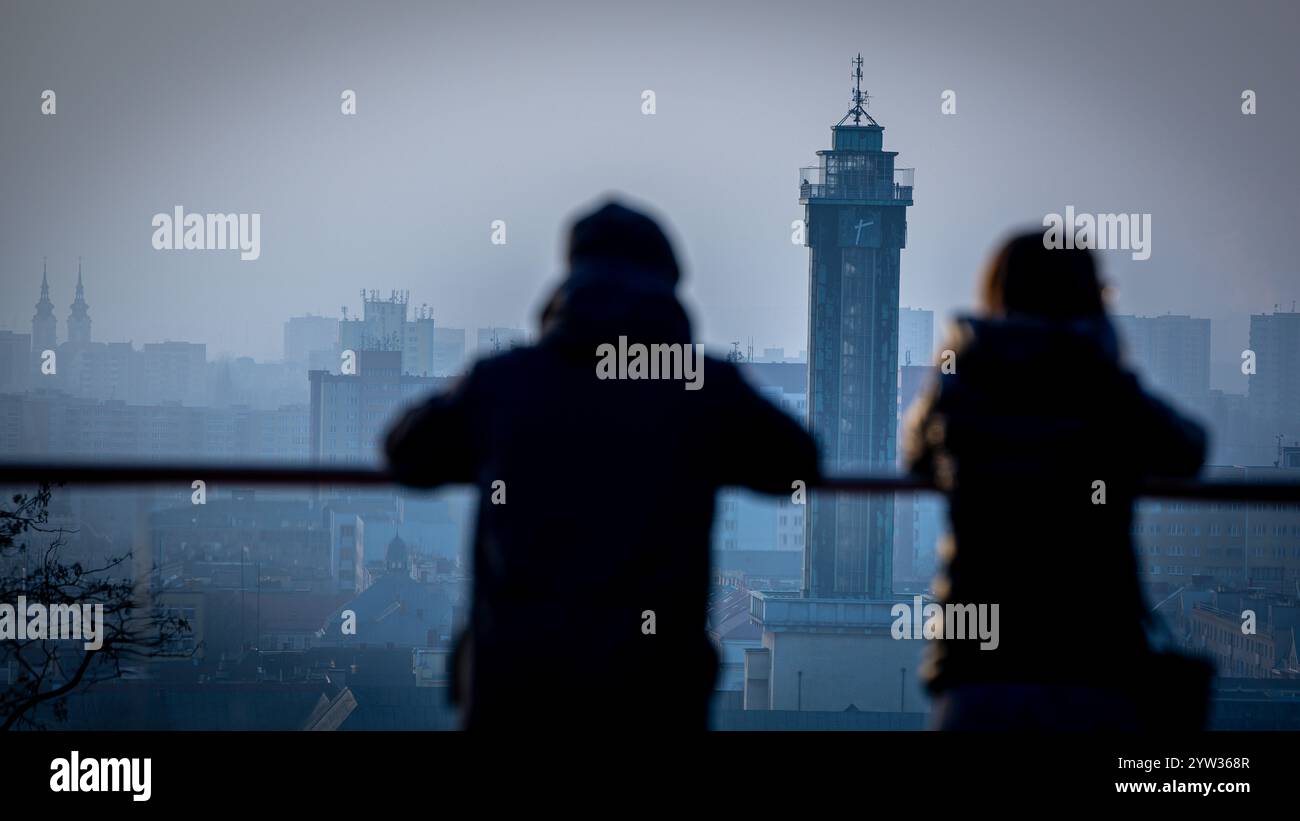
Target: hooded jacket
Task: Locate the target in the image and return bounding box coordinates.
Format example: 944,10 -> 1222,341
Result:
385,212 -> 819,729
904,314 -> 1207,692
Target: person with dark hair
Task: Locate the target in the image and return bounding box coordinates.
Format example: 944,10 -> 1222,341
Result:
384,199 -> 819,730
904,232 -> 1208,730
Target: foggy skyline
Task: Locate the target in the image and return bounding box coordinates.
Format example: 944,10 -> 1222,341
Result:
3,0 -> 1299,392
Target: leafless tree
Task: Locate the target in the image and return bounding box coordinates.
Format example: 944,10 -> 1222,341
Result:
1,483 -> 191,730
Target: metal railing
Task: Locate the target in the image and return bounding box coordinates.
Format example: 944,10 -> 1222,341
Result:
799,182 -> 914,203
798,166 -> 915,203
1,460 -> 1299,502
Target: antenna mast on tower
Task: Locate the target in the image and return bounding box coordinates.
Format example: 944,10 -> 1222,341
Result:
837,53 -> 879,127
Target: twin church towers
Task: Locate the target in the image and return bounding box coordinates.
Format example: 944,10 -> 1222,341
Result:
32,258 -> 91,351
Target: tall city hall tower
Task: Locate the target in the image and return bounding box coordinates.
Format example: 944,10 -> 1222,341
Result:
801,56 -> 914,599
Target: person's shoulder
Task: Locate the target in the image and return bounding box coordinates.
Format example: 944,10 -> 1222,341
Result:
465,345 -> 544,379
699,355 -> 748,390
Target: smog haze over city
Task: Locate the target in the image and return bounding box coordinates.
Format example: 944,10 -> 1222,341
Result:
3,0 -> 1298,385
1,0 -> 1299,803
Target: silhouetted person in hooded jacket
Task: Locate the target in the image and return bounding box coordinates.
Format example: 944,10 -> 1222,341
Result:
904,233 -> 1207,730
385,200 -> 819,730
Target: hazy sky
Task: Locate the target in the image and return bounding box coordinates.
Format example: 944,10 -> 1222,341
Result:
2,0 -> 1298,390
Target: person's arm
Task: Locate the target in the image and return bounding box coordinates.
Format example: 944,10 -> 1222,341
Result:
902,377 -> 943,482
714,363 -> 820,494
383,366 -> 480,488
1123,374 -> 1208,478
904,321 -> 966,482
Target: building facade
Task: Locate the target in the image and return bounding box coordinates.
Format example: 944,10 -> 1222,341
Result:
308,350 -> 447,465
339,290 -> 436,377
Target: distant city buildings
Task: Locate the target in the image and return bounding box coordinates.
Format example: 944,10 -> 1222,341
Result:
284,313 -> 340,366
476,326 -> 527,355
898,307 -> 933,368
1248,310 -> 1300,425
0,391 -> 309,461
1134,462 -> 1300,596
0,330 -> 31,395
308,350 -> 448,465
432,326 -> 468,376
896,361 -> 942,587
712,362 -> 807,557
0,267 -> 505,465
339,290 -> 436,377
1113,313 -> 1211,407
141,341 -> 209,406
750,347 -> 807,364
1181,590 -> 1299,679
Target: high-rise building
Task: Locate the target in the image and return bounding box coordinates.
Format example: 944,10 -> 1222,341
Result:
62,341 -> 139,402
0,390 -> 309,462
339,290 -> 436,377
897,307 -> 933,368
432,326 -> 468,376
1112,314 -> 1210,407
0,331 -> 31,395
1133,463 -> 1300,597
716,362 -> 808,555
308,350 -> 447,465
141,341 -> 208,406
1247,311 -> 1300,424
801,56 -> 914,599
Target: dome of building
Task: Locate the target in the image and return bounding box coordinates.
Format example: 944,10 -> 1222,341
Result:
386,532 -> 409,572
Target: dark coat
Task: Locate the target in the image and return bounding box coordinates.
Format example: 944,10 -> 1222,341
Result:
904,314 -> 1207,692
384,262 -> 819,729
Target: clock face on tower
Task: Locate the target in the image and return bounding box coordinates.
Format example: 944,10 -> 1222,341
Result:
838,208 -> 883,248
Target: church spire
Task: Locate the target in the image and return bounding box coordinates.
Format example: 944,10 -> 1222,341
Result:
33,257 -> 57,352
68,257 -> 91,345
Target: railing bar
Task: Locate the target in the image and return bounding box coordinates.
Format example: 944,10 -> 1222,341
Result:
0,461 -> 1297,502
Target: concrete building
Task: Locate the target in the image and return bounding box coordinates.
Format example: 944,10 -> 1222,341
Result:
743,593 -> 927,712
1133,464 -> 1300,597
141,341 -> 208,406
1186,591 -> 1299,679
308,350 -> 447,465
318,534 -> 457,649
896,363 -> 943,587
60,341 -> 139,402
432,326 -> 468,376
715,362 -> 808,554
0,330 -> 31,395
898,307 -> 933,368
0,390 -> 308,462
1112,313 -> 1211,408
339,290 -> 437,376
1247,310 -> 1300,424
